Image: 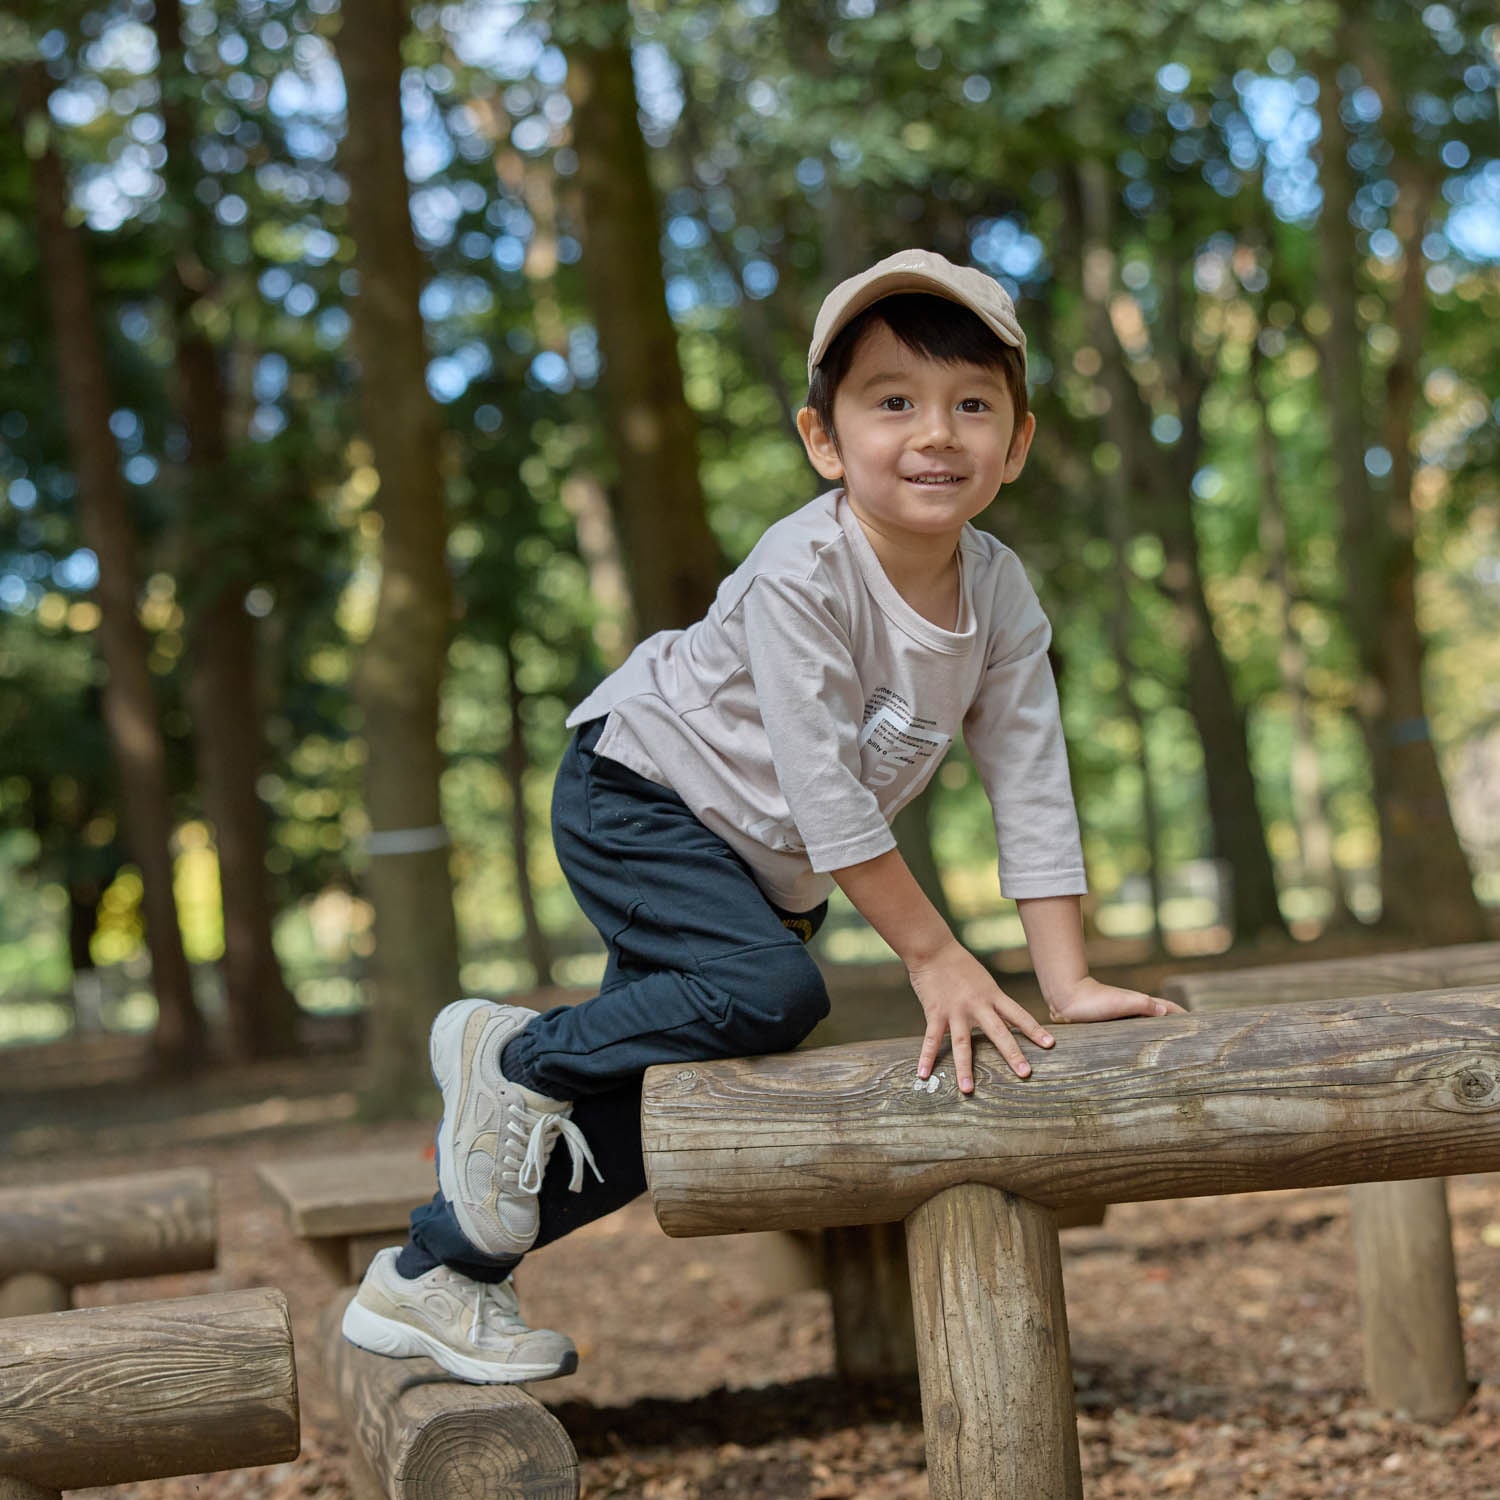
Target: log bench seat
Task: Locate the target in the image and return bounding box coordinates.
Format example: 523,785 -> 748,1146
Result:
640,985 -> 1500,1499
0,1167 -> 216,1316
0,1286 -> 299,1498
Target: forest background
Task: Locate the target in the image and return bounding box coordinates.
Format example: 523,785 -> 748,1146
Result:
0,0 -> 1497,1112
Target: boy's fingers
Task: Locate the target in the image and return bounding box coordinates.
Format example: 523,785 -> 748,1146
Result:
1007,1006 -> 1054,1048
916,1025 -> 944,1079
978,1017 -> 1032,1081
951,1029 -> 975,1094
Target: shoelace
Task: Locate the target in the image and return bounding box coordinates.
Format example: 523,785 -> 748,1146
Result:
467,1277 -> 523,1343
517,1109 -> 602,1196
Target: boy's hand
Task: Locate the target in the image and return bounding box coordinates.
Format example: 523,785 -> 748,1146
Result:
909,940 -> 1055,1092
1044,976 -> 1184,1024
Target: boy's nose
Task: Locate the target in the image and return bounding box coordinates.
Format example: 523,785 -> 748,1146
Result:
915,411 -> 960,448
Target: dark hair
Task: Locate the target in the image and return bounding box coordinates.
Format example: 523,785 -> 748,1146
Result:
806,292 -> 1029,447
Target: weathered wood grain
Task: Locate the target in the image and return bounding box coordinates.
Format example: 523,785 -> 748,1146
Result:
642,988 -> 1500,1236
906,1185 -> 1080,1500
320,1292 -> 579,1500
1161,941 -> 1500,1012
0,1168 -> 215,1287
0,1287 -> 299,1488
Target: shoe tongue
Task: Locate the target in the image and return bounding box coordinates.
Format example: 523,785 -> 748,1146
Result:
517,1083 -> 568,1113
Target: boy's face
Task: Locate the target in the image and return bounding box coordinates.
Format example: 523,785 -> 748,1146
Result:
797,321 -> 1035,551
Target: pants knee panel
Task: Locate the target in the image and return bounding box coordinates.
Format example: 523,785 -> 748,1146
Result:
716,946 -> 829,1054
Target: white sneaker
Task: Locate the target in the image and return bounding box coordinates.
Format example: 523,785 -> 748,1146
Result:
341,1247 -> 577,1384
430,998 -> 601,1258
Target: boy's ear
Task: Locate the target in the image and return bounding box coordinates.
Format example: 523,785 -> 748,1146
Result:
797,406 -> 845,481
1003,411 -> 1037,483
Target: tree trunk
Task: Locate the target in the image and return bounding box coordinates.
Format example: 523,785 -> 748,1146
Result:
1073,160 -> 1285,940
336,0 -> 462,1114
1314,47 -> 1484,942
562,13 -> 725,635
501,639 -> 555,990
154,0 -> 300,1058
1249,332 -> 1355,930
22,65 -> 205,1071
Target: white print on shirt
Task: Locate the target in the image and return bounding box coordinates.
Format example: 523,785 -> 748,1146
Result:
858,688 -> 951,789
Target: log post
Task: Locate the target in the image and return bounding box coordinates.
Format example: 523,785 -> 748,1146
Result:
1350,1177 -> 1470,1420
0,1288 -> 299,1489
320,1292 -> 579,1500
905,1185 -> 1080,1500
823,1223 -> 918,1380
0,1274 -> 69,1317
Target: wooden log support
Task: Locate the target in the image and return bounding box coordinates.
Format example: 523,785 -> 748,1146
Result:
320,1292 -> 579,1500
823,1222 -> 918,1380
1163,946 -> 1499,1424
906,1185 -> 1080,1500
0,1287 -> 299,1491
1350,1176 -> 1470,1421
0,1167 -> 216,1301
641,989 -> 1500,1498
0,1275 -> 68,1319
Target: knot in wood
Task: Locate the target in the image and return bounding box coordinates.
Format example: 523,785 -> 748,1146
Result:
1457,1066 -> 1498,1105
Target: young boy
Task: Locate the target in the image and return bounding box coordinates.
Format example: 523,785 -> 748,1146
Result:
341,248 -> 1180,1383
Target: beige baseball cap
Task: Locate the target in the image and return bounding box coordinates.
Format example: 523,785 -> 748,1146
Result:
806,248 -> 1026,381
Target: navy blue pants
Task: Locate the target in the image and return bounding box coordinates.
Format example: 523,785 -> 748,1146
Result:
401,718 -> 830,1281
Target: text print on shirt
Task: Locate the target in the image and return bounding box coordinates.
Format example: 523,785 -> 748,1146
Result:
859,687 -> 951,788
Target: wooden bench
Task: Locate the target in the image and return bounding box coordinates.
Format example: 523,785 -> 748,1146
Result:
640,986 -> 1500,1500
257,1148 -> 432,1285
0,1286 -> 299,1497
1163,941 -> 1500,1422
0,1167 -> 216,1316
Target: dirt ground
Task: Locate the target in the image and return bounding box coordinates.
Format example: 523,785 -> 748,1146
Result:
3,966 -> 1500,1500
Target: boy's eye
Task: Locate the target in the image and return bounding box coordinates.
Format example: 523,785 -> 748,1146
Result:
958,398 -> 991,413
878,396 -> 912,412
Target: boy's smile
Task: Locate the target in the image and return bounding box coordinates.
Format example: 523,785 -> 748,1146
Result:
797,323 -> 1036,567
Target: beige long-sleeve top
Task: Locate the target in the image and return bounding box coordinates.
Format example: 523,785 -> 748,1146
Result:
567,490 -> 1087,913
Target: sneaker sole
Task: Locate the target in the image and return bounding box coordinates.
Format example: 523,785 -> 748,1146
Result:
341,1297 -> 577,1384
430,999 -> 534,1258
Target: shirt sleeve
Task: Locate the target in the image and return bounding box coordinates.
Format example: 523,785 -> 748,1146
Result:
739,573 -> 898,873
963,559 -> 1088,899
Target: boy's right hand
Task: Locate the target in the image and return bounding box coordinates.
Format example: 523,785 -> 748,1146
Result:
908,940 -> 1055,1093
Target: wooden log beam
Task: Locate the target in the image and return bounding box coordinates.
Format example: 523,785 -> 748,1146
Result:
0,1168 -> 215,1287
642,988 -> 1500,1237
1161,941 -> 1500,1012
320,1292 -> 579,1500
0,1287 -> 299,1489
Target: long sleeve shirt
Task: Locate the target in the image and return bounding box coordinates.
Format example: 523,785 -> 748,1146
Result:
566,489 -> 1087,913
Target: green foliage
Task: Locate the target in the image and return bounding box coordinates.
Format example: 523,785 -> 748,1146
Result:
2,0 -> 1498,1022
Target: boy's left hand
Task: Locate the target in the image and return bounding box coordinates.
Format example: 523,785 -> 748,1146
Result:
1044,976 -> 1185,1024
